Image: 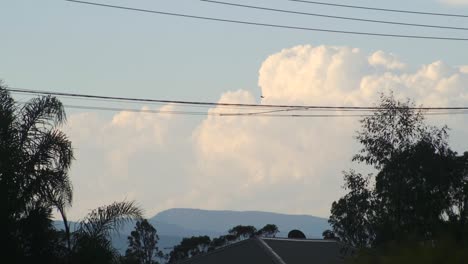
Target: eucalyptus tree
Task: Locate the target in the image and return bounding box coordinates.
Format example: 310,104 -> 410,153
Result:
168,236 -> 212,263
256,224 -> 279,238
353,92 -> 448,169
125,219 -> 164,264
329,93 -> 463,247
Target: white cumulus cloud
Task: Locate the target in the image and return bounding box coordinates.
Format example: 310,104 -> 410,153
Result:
63,44 -> 468,220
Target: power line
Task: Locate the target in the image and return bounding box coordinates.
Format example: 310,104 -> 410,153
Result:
7,87 -> 468,111
289,0 -> 468,18
36,104 -> 468,118
19,103 -> 212,116
12,90 -> 378,113
10,87 -> 272,110
61,104 -> 376,117
15,91 -> 368,112
201,0 -> 468,31
9,87 -> 294,109
64,0 -> 468,41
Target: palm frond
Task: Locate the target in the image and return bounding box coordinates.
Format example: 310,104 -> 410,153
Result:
19,95 -> 66,145
27,129 -> 74,172
41,171 -> 73,208
79,201 -> 143,239
0,84 -> 18,145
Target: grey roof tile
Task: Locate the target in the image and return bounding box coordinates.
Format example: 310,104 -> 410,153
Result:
178,238 -> 349,264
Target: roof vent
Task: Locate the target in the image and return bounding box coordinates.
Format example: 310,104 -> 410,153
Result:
287,229 -> 306,239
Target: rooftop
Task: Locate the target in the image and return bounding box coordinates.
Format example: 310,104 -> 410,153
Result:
177,237 -> 352,264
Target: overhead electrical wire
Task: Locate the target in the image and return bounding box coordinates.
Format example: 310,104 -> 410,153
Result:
9,88 -> 468,118
13,91 -> 382,114
12,96 -> 370,117
15,92 -> 363,112
16,103 -> 211,116
10,87 -> 268,110
288,0 -> 468,18
10,91 -> 363,116
14,103 -> 468,118
201,0 -> 468,31
7,88 -> 468,112
57,105 -> 379,118
18,98 -> 468,117
14,102 -> 466,118
9,88 -> 375,112
64,0 -> 468,41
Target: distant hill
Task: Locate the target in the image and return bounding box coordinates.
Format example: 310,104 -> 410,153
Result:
151,208 -> 330,238
57,208 -> 330,253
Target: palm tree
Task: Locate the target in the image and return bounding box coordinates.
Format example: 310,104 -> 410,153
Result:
72,201 -> 143,264
0,83 -> 74,260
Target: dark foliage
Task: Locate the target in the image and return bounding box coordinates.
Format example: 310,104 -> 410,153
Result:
322,229 -> 338,240
1,83 -> 144,263
256,224 -> 279,238
72,201 -> 143,264
71,233 -> 117,264
168,236 -> 211,263
328,93 -> 468,260
0,83 -> 73,262
329,171 -> 375,247
228,225 -> 257,240
125,219 -> 164,264
346,239 -> 468,264
169,223 -> 279,262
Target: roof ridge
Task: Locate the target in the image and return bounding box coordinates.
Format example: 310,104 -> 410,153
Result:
262,237 -> 338,242
175,238 -> 253,264
254,237 -> 287,264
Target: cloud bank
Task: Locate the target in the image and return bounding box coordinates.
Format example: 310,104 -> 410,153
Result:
64,45 -> 468,220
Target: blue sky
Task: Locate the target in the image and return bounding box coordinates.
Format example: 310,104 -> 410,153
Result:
2,0 -> 468,100
2,0 -> 468,220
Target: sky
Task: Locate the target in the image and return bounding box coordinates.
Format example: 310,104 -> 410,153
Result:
2,0 -> 468,220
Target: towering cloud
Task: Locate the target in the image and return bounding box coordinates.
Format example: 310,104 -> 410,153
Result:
64,45 -> 468,220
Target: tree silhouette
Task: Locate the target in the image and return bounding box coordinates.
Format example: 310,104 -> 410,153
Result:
448,152 -> 468,242
373,140 -> 457,243
208,235 -> 229,251
228,225 -> 257,240
72,201 -> 143,264
125,219 -> 163,264
322,229 -> 338,240
0,83 -> 74,261
171,223 -> 281,261
353,92 -> 448,169
168,236 -> 211,263
329,93 -> 468,252
329,171 -> 374,247
256,224 -> 279,238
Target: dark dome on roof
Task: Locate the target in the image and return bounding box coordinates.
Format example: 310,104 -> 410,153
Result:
287,229 -> 306,239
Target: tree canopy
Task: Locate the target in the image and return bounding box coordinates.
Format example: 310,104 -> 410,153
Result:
72,201 -> 143,264
168,223 -> 279,263
0,83 -> 74,262
1,84 -> 144,263
124,219 -> 164,264
328,93 -> 468,261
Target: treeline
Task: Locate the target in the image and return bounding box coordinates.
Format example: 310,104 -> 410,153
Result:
167,224 -> 279,263
325,94 -> 468,263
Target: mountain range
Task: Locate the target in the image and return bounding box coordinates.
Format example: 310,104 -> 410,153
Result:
57,208 -> 330,253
